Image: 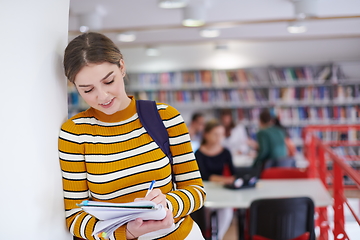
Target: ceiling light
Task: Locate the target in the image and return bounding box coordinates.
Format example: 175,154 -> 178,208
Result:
287,21 -> 307,34
158,0 -> 188,9
200,29 -> 220,38
117,32 -> 136,42
292,0 -> 318,19
182,5 -> 206,27
146,47 -> 160,56
79,26 -> 90,33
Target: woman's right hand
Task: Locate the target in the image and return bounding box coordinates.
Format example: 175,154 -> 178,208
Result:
125,209 -> 174,239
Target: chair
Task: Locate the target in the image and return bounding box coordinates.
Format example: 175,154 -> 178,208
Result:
247,197 -> 315,240
260,167 -> 309,179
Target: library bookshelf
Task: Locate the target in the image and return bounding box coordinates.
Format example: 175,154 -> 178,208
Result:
67,62 -> 360,152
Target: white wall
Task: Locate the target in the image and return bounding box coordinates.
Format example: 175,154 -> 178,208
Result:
0,1 -> 71,239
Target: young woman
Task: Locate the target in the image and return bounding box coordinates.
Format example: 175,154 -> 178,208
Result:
195,120 -> 235,240
59,32 -> 205,240
220,109 -> 256,164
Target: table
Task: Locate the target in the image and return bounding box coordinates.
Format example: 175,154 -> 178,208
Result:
203,179 -> 332,240
204,179 -> 332,208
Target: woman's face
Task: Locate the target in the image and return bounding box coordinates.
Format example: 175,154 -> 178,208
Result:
204,125 -> 225,145
74,60 -> 129,115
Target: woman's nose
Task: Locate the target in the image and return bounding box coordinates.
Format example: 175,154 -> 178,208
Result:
97,87 -> 109,100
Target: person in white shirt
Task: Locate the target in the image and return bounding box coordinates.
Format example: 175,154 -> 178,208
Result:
220,109 -> 256,166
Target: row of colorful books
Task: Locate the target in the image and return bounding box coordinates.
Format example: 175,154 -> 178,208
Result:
233,106 -> 360,126
131,69 -> 268,88
131,89 -> 360,108
268,65 -> 339,83
275,106 -> 360,124
128,64 -> 345,88
133,89 -> 268,105
269,85 -> 360,102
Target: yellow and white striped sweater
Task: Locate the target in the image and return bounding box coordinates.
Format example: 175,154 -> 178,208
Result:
58,97 -> 205,240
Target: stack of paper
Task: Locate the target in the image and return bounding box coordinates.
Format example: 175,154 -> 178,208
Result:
77,200 -> 168,238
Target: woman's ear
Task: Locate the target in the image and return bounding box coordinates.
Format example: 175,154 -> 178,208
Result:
120,59 -> 126,77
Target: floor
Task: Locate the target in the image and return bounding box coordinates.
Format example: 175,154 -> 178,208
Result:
221,198 -> 360,240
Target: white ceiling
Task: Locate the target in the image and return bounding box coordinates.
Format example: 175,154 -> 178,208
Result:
68,0 -> 360,72
69,0 -> 360,46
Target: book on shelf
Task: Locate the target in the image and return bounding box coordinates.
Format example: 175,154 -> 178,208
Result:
201,70 -> 212,86
182,71 -> 200,86
316,66 -> 332,81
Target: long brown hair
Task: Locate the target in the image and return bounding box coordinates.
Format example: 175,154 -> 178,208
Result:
220,109 -> 235,138
201,120 -> 222,146
63,32 -> 123,83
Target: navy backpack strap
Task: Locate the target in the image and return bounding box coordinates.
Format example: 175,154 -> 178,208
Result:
136,100 -> 175,183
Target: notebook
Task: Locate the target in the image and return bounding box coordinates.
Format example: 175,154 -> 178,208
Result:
77,200 -> 170,238
224,167 -> 260,190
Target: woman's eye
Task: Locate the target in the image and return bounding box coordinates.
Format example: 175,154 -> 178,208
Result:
105,79 -> 114,85
84,88 -> 93,93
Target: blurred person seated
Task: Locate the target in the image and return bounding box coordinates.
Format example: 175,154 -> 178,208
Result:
188,112 -> 205,151
220,109 -> 256,167
252,109 -> 296,170
195,120 -> 235,240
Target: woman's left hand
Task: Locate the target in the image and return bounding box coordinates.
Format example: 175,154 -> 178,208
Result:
135,188 -> 167,208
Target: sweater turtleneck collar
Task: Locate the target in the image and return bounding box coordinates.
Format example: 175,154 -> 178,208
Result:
90,96 -> 136,123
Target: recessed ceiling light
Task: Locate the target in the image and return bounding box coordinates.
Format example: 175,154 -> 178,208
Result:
79,26 -> 89,33
117,32 -> 136,42
287,21 -> 307,34
183,19 -> 205,27
158,0 -> 188,9
182,6 -> 206,27
200,29 -> 220,38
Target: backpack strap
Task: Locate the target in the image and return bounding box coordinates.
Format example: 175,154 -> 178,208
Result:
136,100 -> 175,183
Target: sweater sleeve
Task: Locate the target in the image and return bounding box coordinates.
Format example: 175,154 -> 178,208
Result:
58,119 -> 127,240
157,103 -> 206,219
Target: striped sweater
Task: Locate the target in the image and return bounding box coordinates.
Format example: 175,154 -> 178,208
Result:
58,97 -> 205,240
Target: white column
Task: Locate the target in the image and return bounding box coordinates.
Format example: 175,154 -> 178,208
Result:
0,1 -> 71,239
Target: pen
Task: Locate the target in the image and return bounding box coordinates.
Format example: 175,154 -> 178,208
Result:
145,180 -> 156,197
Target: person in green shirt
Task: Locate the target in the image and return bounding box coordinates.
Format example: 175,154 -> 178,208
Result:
252,109 -> 296,169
